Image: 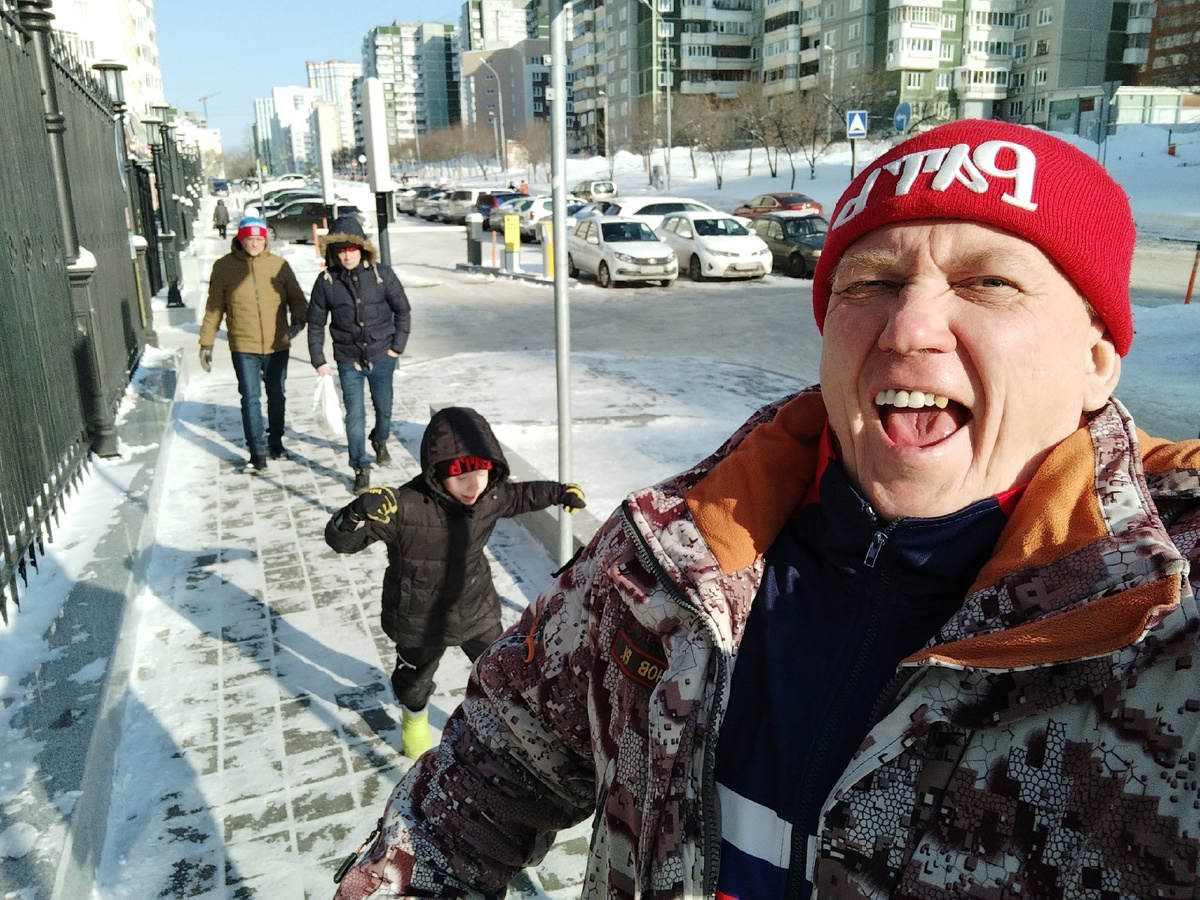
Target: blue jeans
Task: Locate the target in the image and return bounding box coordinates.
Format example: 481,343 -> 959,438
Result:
231,350 -> 289,457
337,354 -> 396,468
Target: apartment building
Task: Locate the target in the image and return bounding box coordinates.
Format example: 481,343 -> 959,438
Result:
463,40 -> 552,131
306,59 -> 362,152
362,22 -> 462,148
1132,0 -> 1200,87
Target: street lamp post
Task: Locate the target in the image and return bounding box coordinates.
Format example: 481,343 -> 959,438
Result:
144,112 -> 184,308
487,112 -> 502,172
477,57 -> 507,172
822,44 -> 836,142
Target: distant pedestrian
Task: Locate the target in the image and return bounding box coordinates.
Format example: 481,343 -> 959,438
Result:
307,215 -> 411,494
518,179 -> 529,194
199,215 -> 307,473
212,199 -> 229,238
508,181 -> 516,191
324,406 -> 586,757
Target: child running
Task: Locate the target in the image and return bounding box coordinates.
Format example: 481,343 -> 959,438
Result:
325,406 -> 586,757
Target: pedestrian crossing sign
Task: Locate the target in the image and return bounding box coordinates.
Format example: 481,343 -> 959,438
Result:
846,110 -> 868,139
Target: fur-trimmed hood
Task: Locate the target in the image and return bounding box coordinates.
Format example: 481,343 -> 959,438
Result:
320,214 -> 377,270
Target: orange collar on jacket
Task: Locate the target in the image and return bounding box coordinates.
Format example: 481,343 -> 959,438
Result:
684,393 -> 1198,670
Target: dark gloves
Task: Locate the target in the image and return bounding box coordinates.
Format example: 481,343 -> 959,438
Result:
288,319 -> 304,340
560,483 -> 586,513
337,486 -> 398,531
199,346 -> 213,372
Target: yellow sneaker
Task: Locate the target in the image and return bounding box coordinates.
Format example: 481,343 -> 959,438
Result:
400,707 -> 432,758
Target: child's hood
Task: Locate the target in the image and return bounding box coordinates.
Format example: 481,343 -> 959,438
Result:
420,406 -> 511,484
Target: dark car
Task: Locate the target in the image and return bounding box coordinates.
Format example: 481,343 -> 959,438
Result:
733,192 -> 823,220
209,177 -> 230,196
475,191 -> 527,229
749,211 -> 828,278
266,200 -> 364,242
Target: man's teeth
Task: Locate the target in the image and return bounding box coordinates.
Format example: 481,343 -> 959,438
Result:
874,389 -> 950,409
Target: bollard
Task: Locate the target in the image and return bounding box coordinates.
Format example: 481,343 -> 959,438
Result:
540,220 -> 554,279
466,213 -> 484,266
491,229 -> 497,267
1185,242 -> 1199,305
503,213 -> 520,272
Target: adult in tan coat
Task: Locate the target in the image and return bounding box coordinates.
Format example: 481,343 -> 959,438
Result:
199,215 -> 307,473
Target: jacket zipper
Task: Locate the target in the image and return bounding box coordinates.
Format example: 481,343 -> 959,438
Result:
618,502 -> 727,900
784,518 -> 898,900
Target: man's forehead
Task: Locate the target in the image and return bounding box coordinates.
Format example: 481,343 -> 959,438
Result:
838,220 -> 1045,268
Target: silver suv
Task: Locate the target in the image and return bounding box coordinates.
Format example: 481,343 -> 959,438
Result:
569,180 -> 618,202
444,188 -> 507,224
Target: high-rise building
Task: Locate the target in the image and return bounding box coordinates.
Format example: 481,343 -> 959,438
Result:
362,22 -> 461,148
463,40 -> 552,134
269,85 -> 321,172
306,59 -> 362,151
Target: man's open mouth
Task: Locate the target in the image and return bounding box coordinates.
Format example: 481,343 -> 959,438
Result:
874,388 -> 971,449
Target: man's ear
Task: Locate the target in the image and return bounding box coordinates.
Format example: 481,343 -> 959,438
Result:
1082,329 -> 1121,412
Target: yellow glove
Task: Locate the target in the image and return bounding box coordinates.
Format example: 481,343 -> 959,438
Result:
353,486 -> 398,523
560,483 -> 586,513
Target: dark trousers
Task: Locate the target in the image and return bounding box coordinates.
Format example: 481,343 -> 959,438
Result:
391,621 -> 504,711
336,354 -> 396,469
231,349 -> 288,457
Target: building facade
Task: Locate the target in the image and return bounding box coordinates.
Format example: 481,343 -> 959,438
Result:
463,39 -> 552,134
306,59 -> 362,152
362,21 -> 462,148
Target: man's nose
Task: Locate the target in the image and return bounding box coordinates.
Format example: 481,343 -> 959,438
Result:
877,282 -> 957,355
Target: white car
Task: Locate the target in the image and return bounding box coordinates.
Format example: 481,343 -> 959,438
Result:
599,196 -> 717,229
656,211 -> 773,281
489,196 -> 534,232
416,189 -> 452,221
519,196 -> 586,242
566,217 -> 678,288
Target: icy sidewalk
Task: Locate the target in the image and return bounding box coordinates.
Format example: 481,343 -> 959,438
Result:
89,368 -> 589,899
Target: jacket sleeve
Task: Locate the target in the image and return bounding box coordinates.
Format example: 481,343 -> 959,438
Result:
198,258 -> 228,347
324,491 -> 400,553
307,275 -> 329,368
383,266 -> 412,355
281,261 -> 308,330
332,522 -> 607,899
495,480 -> 565,519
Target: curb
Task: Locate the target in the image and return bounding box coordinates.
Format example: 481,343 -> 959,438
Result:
50,349 -> 184,900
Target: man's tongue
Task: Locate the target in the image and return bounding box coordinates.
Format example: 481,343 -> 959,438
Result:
880,407 -> 963,448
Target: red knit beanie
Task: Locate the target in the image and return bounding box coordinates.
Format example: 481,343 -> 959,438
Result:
441,455 -> 492,478
812,119 -> 1136,355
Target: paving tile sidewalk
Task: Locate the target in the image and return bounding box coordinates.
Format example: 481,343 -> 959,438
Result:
92,358 -> 591,899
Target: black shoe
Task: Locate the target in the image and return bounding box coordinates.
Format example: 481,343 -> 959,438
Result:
353,466 -> 371,494
372,440 -> 391,466
248,454 -> 270,474
269,445 -> 286,461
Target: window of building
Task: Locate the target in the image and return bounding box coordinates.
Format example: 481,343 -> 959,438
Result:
620,53 -> 628,67
1034,96 -> 1045,114
824,29 -> 835,47
848,0 -> 861,8
823,2 -> 836,17
619,28 -> 627,45
658,0 -> 674,10
907,37 -> 935,53
906,71 -> 924,88
1035,38 -> 1049,55
940,41 -> 954,60
941,12 -> 956,30
620,76 -> 628,92
1009,99 -> 1024,117
847,21 -> 860,40
619,5 -> 627,19
1013,42 -> 1027,61
936,71 -> 951,89
848,49 -> 861,68
1016,13 -> 1029,29
1034,67 -> 1047,84
1036,7 -> 1051,25
608,59 -> 616,72
1010,71 -> 1026,93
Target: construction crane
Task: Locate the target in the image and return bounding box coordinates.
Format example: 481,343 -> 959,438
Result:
199,92 -> 220,122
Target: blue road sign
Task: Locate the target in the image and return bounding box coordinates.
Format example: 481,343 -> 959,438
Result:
846,110 -> 868,139
893,101 -> 912,133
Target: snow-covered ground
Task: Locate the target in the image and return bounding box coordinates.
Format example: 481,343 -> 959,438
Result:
2,123 -> 1198,899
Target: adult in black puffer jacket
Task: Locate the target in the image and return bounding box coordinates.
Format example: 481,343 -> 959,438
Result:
324,406 -> 586,757
307,215 -> 412,494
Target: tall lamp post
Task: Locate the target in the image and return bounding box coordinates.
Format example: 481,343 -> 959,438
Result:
487,112 -> 502,172
597,88 -> 612,177
477,57 -> 507,172
143,113 -> 184,308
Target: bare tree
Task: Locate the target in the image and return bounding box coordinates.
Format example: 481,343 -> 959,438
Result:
787,90 -> 838,180
627,99 -> 659,183
515,121 -> 552,183
670,94 -> 707,179
738,86 -> 778,178
697,102 -> 735,190
461,123 -> 496,177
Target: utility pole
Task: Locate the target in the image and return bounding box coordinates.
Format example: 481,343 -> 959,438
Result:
549,0 -> 572,564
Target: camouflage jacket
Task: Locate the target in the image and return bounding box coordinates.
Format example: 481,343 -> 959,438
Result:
334,391 -> 1200,900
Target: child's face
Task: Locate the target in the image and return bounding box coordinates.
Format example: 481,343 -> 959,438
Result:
442,469 -> 490,505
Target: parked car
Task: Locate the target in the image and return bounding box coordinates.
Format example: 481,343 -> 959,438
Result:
443,188 -> 510,224
748,211 -> 828,278
569,180 -> 619,202
398,184 -> 441,214
258,189 -> 324,216
519,196 -> 586,242
732,192 -> 822,219
209,177 -> 230,196
571,200 -> 619,221
416,189 -> 451,220
266,200 -> 364,242
656,211 -> 773,281
599,196 -> 717,229
476,190 -> 527,228
489,196 -> 534,233
566,217 -> 677,288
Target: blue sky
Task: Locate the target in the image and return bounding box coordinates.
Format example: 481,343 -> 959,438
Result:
156,1 -> 465,151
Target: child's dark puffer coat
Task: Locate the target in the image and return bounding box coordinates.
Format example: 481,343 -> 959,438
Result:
325,407 -> 563,648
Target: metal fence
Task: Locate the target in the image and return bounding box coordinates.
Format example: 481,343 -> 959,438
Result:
0,1 -> 178,619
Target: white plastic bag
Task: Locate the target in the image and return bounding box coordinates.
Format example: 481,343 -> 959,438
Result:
312,374 -> 345,438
